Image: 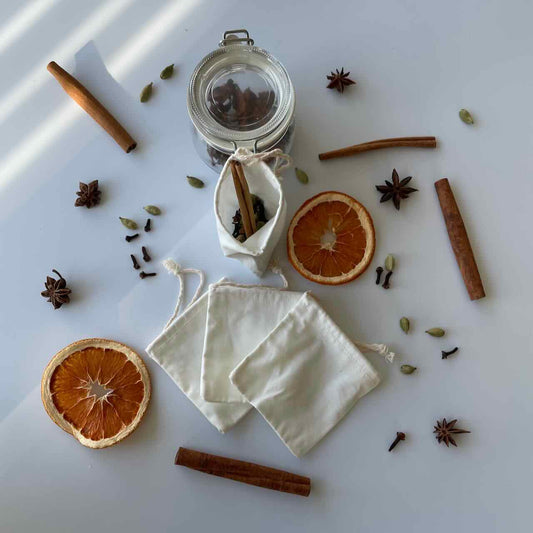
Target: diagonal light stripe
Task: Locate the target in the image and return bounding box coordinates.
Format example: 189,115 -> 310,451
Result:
0,0 -> 60,56
0,0 -> 135,127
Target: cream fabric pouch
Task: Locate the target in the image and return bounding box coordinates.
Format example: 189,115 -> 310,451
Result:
201,283 -> 304,403
214,148 -> 291,276
230,293 -> 382,457
146,263 -> 251,433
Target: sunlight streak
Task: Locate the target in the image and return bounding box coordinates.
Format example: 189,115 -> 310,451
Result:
0,0 -> 134,127
0,0 -> 203,187
0,0 -> 60,56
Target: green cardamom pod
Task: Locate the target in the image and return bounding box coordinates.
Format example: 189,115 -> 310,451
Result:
400,365 -> 417,375
143,205 -> 161,215
459,109 -> 474,125
385,254 -> 395,272
187,176 -> 204,189
400,317 -> 410,334
256,220 -> 265,230
295,168 -> 309,184
160,64 -> 174,79
140,82 -> 153,103
119,217 -> 138,230
425,327 -> 445,337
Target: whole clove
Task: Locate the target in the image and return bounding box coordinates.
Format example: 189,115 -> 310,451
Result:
125,233 -> 139,242
139,271 -> 157,279
382,270 -> 393,289
144,218 -> 151,232
388,432 -> 406,452
142,246 -> 151,262
375,266 -> 384,284
130,254 -> 140,270
441,347 -> 459,359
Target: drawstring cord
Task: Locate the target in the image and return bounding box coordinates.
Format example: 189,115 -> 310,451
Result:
229,147 -> 292,178
162,259 -> 205,330
353,342 -> 396,363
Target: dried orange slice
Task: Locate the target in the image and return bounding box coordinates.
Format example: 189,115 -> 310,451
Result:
41,338 -> 151,449
287,191 -> 375,285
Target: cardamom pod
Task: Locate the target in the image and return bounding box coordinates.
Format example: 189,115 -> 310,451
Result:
140,82 -> 153,103
385,254 -> 395,272
400,317 -> 410,334
459,109 -> 474,125
425,327 -> 445,337
160,64 -> 174,79
295,168 -> 309,184
187,176 -> 204,189
119,217 -> 138,230
143,205 -> 161,216
400,365 -> 417,375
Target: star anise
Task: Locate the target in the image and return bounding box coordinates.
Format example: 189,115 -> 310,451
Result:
326,68 -> 356,93
75,180 -> 101,208
376,169 -> 418,210
434,418 -> 471,447
41,269 -> 72,309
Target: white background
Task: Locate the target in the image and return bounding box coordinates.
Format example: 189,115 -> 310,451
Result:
1,0 -> 532,531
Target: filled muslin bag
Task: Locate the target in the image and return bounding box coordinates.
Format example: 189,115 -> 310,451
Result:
146,261 -> 251,433
230,293 -> 390,457
214,147 -> 291,276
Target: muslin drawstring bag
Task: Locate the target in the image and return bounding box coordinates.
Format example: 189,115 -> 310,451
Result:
214,147 -> 291,276
201,281 -> 304,403
230,293 -> 392,457
145,260 -> 251,433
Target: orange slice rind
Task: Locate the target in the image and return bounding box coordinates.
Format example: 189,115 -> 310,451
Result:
287,191 -> 375,285
41,338 -> 151,449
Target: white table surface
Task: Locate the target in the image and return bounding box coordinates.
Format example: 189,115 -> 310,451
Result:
1,0 -> 532,531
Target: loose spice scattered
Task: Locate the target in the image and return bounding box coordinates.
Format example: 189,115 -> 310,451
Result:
441,347 -> 459,359
375,266 -> 384,284
75,180 -> 101,208
130,254 -> 140,270
326,68 -> 356,93
388,432 -> 406,452
144,218 -> 151,232
139,271 -> 157,279
125,233 -> 139,242
143,205 -> 161,215
187,176 -> 204,189
385,254 -> 395,272
400,317 -> 410,334
142,246 -> 151,262
376,169 -> 418,210
119,217 -> 137,230
400,365 -> 417,375
434,418 -> 470,447
382,270 -> 393,289
140,82 -> 153,103
41,269 -> 72,309
426,327 -> 445,337
459,109 -> 474,125
160,64 -> 174,79
295,168 -> 309,184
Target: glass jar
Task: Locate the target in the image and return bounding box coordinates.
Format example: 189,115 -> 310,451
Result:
187,29 -> 295,171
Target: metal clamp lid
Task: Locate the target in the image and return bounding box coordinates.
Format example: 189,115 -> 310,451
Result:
219,29 -> 254,47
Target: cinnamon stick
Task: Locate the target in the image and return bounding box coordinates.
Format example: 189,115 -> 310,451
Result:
175,447 -> 311,497
318,136 -> 437,160
230,160 -> 253,238
234,161 -> 257,233
47,61 -> 137,153
434,178 -> 485,301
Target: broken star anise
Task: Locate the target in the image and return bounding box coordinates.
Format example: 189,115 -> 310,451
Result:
434,418 -> 471,447
326,68 -> 356,93
376,169 -> 418,210
75,180 -> 101,208
41,269 -> 72,309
